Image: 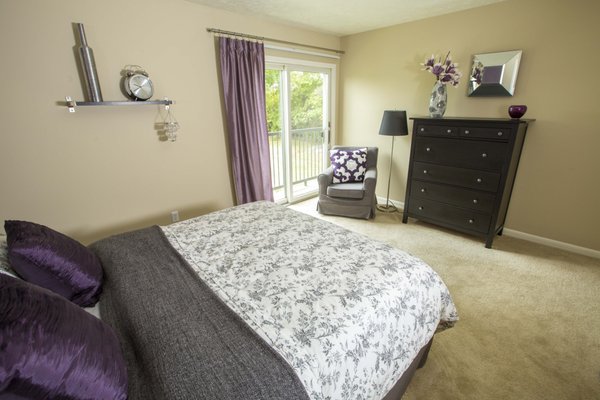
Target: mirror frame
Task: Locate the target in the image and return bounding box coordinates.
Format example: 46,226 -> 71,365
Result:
467,50 -> 522,97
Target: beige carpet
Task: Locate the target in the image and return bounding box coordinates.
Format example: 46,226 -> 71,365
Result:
289,198 -> 600,400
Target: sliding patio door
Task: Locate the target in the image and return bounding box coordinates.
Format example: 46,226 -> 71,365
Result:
266,60 -> 334,203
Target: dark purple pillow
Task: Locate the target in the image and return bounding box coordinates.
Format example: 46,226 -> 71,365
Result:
0,274 -> 127,399
330,147 -> 368,183
4,220 -> 103,307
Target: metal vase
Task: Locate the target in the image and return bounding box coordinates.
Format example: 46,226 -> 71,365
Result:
75,23 -> 103,102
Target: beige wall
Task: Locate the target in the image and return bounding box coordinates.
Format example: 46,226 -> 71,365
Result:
2,0 -> 597,251
0,0 -> 340,243
340,0 -> 600,251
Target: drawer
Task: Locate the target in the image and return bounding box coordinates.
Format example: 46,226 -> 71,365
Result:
408,197 -> 492,234
412,162 -> 501,192
415,124 -> 458,137
459,126 -> 511,141
410,179 -> 496,213
414,137 -> 508,171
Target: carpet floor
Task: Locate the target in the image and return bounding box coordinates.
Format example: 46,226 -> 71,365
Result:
289,198 -> 600,400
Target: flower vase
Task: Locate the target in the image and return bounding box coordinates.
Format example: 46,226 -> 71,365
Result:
429,80 -> 447,118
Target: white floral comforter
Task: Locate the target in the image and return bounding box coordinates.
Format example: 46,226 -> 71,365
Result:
162,201 -> 458,400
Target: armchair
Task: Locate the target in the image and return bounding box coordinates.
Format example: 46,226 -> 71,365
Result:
317,146 -> 378,219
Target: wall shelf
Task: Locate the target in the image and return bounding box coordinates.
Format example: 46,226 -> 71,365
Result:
63,96 -> 173,112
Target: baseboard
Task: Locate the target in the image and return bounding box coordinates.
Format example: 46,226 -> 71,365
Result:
376,196 -> 404,211
378,196 -> 600,259
502,229 -> 600,259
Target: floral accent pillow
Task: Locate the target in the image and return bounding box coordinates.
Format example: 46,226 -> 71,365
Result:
330,148 -> 368,183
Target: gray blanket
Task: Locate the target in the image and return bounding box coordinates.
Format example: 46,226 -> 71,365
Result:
91,226 -> 310,400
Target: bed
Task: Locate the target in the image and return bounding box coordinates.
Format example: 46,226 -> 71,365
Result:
89,201 -> 458,400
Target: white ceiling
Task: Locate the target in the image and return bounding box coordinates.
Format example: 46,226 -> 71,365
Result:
186,0 -> 505,36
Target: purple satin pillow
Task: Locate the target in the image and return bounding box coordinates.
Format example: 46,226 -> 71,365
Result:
4,220 -> 103,307
0,274 -> 127,399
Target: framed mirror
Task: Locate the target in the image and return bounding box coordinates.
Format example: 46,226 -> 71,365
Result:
467,50 -> 522,96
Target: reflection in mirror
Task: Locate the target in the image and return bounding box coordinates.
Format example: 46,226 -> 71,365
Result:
468,50 -> 522,96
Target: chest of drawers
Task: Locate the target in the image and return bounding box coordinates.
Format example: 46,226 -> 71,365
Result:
402,117 -> 532,248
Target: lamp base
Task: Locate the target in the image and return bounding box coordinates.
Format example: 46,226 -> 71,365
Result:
376,204 -> 398,213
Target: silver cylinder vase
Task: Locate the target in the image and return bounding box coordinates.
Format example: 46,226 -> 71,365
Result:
75,23 -> 103,102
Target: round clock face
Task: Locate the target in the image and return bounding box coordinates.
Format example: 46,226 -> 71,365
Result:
126,74 -> 154,100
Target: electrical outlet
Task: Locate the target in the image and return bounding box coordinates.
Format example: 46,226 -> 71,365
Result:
171,210 -> 180,223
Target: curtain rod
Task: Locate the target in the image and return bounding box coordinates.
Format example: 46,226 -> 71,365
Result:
206,28 -> 345,55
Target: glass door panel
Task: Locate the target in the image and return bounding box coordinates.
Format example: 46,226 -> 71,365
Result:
266,63 -> 331,203
265,68 -> 286,202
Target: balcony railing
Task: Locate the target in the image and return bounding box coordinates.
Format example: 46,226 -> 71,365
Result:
268,127 -> 325,200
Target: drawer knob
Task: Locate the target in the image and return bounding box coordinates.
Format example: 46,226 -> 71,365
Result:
482,153 -> 488,158
473,199 -> 478,204
476,178 -> 482,183
498,131 -> 503,136
420,127 -> 425,132
418,206 -> 424,210
446,129 -> 452,133
426,147 -> 431,152
423,169 -> 428,174
420,188 -> 426,193
468,219 -> 474,224
464,130 -> 470,134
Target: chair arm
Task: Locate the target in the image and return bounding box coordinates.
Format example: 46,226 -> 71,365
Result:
363,168 -> 377,194
318,166 -> 334,195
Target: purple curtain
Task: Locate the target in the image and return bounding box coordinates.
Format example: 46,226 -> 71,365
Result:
219,37 -> 274,204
